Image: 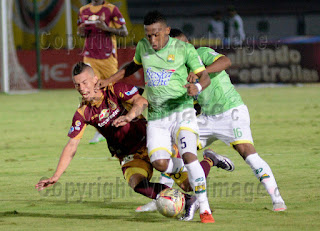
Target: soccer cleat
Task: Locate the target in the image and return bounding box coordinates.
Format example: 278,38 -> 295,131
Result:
203,149 -> 235,172
135,200 -> 157,212
89,132 -> 105,144
200,210 -> 215,223
273,202 -> 287,212
180,195 -> 200,221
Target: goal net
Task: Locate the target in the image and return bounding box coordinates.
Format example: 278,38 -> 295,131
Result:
0,0 -> 35,94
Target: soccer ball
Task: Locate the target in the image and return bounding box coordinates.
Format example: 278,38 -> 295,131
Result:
156,188 -> 185,217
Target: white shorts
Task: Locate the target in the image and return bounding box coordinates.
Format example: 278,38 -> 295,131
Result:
198,105 -> 254,149
147,108 -> 199,163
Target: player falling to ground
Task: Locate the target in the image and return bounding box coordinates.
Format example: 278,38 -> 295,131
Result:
96,11 -> 216,223
77,0 -> 128,144
173,29 -> 286,213
35,62 -> 234,222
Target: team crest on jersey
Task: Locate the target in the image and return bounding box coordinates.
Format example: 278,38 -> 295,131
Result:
75,120 -> 81,127
125,87 -> 138,96
99,109 -> 110,121
108,99 -> 117,110
167,54 -> 175,62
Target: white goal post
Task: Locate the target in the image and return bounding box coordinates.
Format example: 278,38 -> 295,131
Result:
0,0 -> 36,94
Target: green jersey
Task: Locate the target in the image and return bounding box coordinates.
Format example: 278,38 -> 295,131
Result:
196,47 -> 244,115
134,37 -> 206,120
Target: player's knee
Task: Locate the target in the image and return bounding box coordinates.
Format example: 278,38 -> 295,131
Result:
128,174 -> 147,189
152,159 -> 169,172
234,143 -> 256,159
181,152 -> 198,164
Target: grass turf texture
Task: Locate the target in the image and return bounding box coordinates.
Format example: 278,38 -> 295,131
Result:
0,85 -> 319,231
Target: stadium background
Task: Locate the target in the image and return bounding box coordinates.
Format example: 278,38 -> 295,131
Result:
5,0 -> 320,89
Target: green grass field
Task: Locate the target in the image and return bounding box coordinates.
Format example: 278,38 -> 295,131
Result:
1,84 -> 320,231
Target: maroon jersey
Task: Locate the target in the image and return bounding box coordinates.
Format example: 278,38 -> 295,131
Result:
68,82 -> 146,159
78,2 -> 126,59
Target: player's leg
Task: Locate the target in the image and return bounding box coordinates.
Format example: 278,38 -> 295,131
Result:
175,108 -> 214,223
213,105 -> 286,211
120,148 -> 169,212
234,143 -> 286,211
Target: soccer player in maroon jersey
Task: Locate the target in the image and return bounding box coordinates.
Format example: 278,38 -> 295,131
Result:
77,0 -> 128,144
35,62 -> 169,200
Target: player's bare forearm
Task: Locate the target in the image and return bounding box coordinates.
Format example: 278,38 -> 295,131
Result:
96,20 -> 128,37
96,61 -> 141,89
53,138 -> 80,179
112,95 -> 147,127
206,56 -> 232,74
197,70 -> 211,91
127,95 -> 148,120
105,25 -> 128,37
35,138 -> 80,191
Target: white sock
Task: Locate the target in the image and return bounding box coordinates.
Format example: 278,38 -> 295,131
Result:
159,173 -> 174,188
245,153 -> 285,204
184,160 -> 211,214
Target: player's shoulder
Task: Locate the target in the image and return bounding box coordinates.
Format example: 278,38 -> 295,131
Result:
79,4 -> 91,14
103,2 -> 117,12
76,103 -> 88,119
197,46 -> 221,57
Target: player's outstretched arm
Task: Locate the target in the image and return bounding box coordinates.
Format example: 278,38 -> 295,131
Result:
206,56 -> 231,74
96,61 -> 142,89
112,94 -> 148,127
35,138 -> 80,191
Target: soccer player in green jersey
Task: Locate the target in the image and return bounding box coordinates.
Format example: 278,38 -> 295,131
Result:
171,29 -> 287,214
97,11 -> 215,223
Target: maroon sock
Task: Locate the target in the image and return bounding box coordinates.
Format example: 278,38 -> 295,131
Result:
200,157 -> 214,178
134,179 -> 169,199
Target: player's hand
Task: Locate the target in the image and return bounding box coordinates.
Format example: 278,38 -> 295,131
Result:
77,23 -> 86,36
184,83 -> 199,96
187,72 -> 198,83
95,79 -> 111,90
95,19 -> 108,31
112,115 -> 131,127
35,176 -> 58,191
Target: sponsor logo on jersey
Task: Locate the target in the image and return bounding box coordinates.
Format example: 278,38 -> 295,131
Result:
99,109 -> 110,121
119,18 -> 125,23
125,87 -> 138,96
210,51 -> 219,56
195,177 -> 204,182
75,126 -> 80,131
167,54 -> 175,62
98,108 -> 120,127
68,126 -> 74,134
108,99 -> 118,110
146,68 -> 174,87
88,15 -> 99,21
75,120 -> 81,127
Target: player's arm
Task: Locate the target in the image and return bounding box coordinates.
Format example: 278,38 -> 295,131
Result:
96,61 -> 142,89
206,56 -> 231,73
35,138 -> 80,191
95,20 -> 128,37
185,70 -> 211,96
112,94 -> 148,127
